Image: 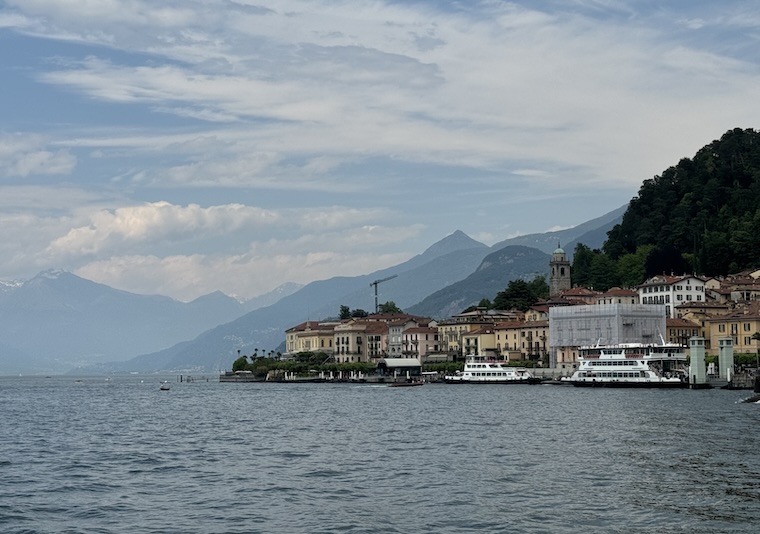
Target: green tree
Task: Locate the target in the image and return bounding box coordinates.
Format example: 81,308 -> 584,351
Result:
589,253 -> 620,291
231,355 -> 248,372
602,128 -> 760,276
645,245 -> 690,278
339,305 -> 351,320
572,245 -> 619,290
351,309 -> 369,318
378,301 -> 403,314
527,276 -> 549,300
493,279 -> 538,311
251,357 -> 273,378
616,245 -> 653,288
571,244 -> 595,287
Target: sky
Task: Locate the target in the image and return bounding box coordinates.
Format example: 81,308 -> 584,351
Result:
1,0 -> 759,302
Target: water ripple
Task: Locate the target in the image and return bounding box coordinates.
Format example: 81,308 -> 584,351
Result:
1,377 -> 759,533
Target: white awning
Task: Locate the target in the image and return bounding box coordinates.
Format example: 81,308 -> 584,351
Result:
378,358 -> 422,368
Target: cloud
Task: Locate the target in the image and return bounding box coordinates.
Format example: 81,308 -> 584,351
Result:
24,0 -> 758,194
0,134 -> 76,178
74,245 -> 414,302
0,189 -> 422,299
46,201 -> 282,257
74,249 -> 407,301
2,1 -> 760,301
42,198 -> 419,267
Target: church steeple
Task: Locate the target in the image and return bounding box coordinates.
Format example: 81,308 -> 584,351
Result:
550,242 -> 571,296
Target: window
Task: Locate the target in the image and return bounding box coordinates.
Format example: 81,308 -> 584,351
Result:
719,324 -> 726,332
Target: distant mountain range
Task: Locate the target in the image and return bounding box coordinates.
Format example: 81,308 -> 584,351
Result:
489,204 -> 627,257
0,206 -> 624,375
0,272 -> 300,375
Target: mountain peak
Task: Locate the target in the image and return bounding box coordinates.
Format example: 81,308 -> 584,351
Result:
37,268 -> 67,280
420,230 -> 486,259
0,279 -> 23,290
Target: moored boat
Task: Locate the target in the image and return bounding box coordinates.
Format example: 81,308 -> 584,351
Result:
445,356 -> 541,384
561,342 -> 688,388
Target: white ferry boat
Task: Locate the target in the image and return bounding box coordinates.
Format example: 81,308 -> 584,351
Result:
561,342 -> 688,388
445,356 -> 541,384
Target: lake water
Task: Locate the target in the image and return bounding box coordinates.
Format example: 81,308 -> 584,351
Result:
1,376 -> 759,533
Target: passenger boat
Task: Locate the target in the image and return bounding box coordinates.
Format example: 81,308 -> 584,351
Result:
445,356 -> 541,384
561,342 -> 688,388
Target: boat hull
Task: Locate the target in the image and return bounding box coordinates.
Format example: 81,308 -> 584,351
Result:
444,377 -> 542,385
567,380 -> 687,388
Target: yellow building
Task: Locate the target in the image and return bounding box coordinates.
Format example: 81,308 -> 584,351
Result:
524,304 -> 549,322
437,308 -> 521,357
284,321 -> 338,356
333,320 -> 388,363
666,317 -> 701,347
517,320 -> 549,361
493,320 -> 548,361
596,288 -> 639,305
494,321 -> 523,360
705,303 -> 760,355
461,326 -> 497,357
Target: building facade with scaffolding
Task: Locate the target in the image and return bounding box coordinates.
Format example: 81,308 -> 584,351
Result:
549,303 -> 667,370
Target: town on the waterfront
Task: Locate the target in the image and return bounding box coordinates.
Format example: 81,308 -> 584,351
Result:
223,246 -> 760,391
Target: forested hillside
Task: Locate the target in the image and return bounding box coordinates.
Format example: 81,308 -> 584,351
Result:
603,127 -> 760,276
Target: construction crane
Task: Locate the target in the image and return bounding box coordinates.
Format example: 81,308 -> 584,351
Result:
370,274 -> 398,313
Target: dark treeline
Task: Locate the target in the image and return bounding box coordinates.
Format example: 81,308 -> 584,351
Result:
574,127 -> 760,289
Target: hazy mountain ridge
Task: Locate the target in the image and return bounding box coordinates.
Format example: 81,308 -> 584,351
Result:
238,282 -> 304,312
401,212 -> 625,320
108,232 -> 493,373
1,210 -> 620,375
113,221 -> 616,374
0,271 -> 262,375
10,129 -> 759,376
406,246 -> 550,319
491,204 -> 626,256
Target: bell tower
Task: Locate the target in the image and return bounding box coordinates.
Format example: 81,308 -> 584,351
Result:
550,242 -> 571,296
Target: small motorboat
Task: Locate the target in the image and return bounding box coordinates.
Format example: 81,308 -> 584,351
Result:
160,381 -> 171,391
388,381 -> 423,387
